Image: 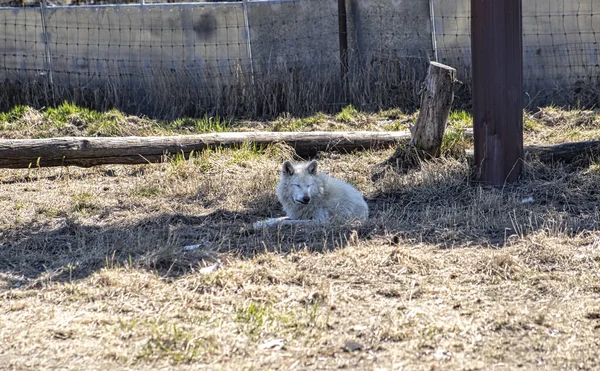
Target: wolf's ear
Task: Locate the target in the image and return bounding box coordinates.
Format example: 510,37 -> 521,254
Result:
282,160 -> 295,176
306,160 -> 318,174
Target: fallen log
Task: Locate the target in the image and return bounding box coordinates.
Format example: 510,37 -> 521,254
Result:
525,140 -> 600,164
373,139 -> 600,181
464,140 -> 600,165
0,131 -> 415,168
1,130 -> 597,170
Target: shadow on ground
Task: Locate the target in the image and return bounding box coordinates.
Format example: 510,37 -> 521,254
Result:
1,159 -> 599,289
0,207 -> 379,287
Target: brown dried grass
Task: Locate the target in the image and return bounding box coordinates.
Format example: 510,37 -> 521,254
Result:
1,109 -> 600,370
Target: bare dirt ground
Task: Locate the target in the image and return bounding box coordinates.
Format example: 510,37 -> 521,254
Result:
1,107 -> 600,370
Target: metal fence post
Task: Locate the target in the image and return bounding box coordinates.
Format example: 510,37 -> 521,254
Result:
428,0 -> 438,62
39,0 -> 54,89
471,0 -> 523,185
242,0 -> 255,85
337,0 -> 349,88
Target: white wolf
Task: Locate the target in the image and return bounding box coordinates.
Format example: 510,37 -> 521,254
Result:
254,160 -> 369,229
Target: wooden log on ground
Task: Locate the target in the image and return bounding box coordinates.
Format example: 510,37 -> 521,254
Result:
1,130 -> 597,170
0,131 -> 414,169
465,140 -> 600,166
374,139 -> 600,182
410,62 -> 457,158
525,141 -> 600,164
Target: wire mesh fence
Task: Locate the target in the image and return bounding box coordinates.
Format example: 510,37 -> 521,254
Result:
433,0 -> 600,108
1,0 -> 600,118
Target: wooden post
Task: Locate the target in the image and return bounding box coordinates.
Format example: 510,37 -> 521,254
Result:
471,0 -> 524,185
410,61 -> 456,158
337,0 -> 349,86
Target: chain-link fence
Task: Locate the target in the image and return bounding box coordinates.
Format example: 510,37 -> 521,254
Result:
1,0 -> 599,118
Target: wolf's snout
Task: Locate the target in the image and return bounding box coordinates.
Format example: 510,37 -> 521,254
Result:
299,195 -> 311,204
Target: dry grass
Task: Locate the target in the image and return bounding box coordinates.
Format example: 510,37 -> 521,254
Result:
0,54 -> 427,120
1,107 -> 600,370
525,106 -> 600,145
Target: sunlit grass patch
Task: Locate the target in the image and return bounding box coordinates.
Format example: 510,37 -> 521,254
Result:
135,322 -> 215,364
447,110 -> 472,129
168,114 -> 231,133
336,105 -> 360,123
72,192 -> 98,213
378,107 -> 406,120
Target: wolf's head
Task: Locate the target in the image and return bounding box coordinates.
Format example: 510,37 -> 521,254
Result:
280,160 -> 320,205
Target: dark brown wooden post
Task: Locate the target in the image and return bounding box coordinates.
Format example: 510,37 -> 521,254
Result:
471,0 -> 523,185
337,0 -> 349,84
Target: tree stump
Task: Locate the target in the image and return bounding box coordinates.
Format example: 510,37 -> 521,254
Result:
410,61 -> 457,158
371,62 -> 457,181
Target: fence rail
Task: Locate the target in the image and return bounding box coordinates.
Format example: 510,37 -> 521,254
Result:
1,0 -> 599,118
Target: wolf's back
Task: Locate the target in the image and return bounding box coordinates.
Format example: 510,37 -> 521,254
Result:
321,174 -> 368,221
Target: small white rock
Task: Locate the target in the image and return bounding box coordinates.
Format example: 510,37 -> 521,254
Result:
521,197 -> 535,204
258,339 -> 285,350
434,348 -> 452,360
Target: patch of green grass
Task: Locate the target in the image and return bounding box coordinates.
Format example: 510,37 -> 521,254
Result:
0,105 -> 44,133
306,302 -> 321,327
134,186 -> 164,198
166,152 -> 196,179
378,108 -> 405,120
336,105 -> 359,123
85,109 -> 126,136
235,302 -> 268,339
0,105 -> 28,123
447,110 -> 472,129
37,206 -> 61,217
1,102 -> 138,137
442,126 -> 470,155
524,116 -> 541,132
272,112 -> 325,132
234,299 -> 327,341
165,145 -> 259,179
169,115 -> 231,133
273,118 -> 306,132
169,152 -> 188,166
45,102 -> 97,128
227,142 -> 265,165
2,103 -> 234,137
449,110 -> 544,133
136,322 -> 212,364
301,112 -> 327,126
72,192 -> 97,213
384,120 -> 411,131
195,149 -> 217,173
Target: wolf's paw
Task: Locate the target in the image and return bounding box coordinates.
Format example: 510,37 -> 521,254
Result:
253,220 -> 271,230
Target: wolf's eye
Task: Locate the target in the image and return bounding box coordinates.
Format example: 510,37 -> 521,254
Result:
292,184 -> 301,188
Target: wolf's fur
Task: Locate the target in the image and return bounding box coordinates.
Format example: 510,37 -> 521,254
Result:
254,160 -> 368,229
